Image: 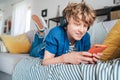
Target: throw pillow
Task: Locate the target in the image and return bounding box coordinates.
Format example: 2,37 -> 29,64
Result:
101,20 -> 120,61
0,33 -> 31,54
0,40 -> 8,53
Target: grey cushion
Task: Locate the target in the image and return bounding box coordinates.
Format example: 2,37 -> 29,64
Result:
26,30 -> 36,43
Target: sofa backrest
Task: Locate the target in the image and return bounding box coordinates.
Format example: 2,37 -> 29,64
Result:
88,19 -> 118,46
26,30 -> 36,43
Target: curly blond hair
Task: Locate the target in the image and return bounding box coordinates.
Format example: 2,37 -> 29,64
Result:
63,2 -> 96,26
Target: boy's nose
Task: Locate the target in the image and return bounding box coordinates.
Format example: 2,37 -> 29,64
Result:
78,25 -> 84,34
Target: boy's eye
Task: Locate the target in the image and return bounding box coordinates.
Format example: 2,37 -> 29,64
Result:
74,22 -> 80,26
84,25 -> 87,28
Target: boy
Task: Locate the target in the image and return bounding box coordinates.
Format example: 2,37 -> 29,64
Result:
42,2 -> 102,66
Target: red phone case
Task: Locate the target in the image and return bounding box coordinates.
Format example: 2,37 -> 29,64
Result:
88,44 -> 107,54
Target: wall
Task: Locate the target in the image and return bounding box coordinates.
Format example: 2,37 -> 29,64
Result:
31,0 -> 116,29
0,0 -> 33,34
0,11 -> 3,34
0,3 -> 12,34
0,0 -> 118,32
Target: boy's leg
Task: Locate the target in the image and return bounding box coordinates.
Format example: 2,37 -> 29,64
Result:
29,32 -> 45,57
30,14 -> 48,58
32,32 -> 44,46
32,15 -> 47,32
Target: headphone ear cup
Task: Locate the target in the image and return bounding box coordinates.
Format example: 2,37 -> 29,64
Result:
60,17 -> 68,27
87,26 -> 90,31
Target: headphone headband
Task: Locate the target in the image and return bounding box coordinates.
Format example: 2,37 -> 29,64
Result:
60,11 -> 68,27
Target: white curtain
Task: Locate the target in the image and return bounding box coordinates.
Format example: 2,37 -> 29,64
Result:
11,1 -> 31,36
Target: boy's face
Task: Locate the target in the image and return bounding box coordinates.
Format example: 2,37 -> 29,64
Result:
67,16 -> 88,41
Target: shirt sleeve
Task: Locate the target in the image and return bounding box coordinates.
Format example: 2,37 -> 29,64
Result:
83,32 -> 91,51
45,29 -> 58,54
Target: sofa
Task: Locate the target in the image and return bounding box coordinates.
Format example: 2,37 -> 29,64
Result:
0,19 -> 120,80
0,30 -> 36,80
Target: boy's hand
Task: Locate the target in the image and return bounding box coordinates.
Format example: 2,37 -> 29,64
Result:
92,53 -> 103,62
63,52 -> 94,64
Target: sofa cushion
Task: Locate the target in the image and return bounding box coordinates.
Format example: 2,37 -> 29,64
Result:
0,40 -> 8,53
101,20 -> 120,61
0,53 -> 32,74
88,19 -> 117,46
88,22 -> 107,46
26,30 -> 36,43
0,33 -> 31,54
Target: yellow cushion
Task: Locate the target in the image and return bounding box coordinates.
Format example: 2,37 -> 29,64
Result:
101,20 -> 120,61
0,34 -> 31,54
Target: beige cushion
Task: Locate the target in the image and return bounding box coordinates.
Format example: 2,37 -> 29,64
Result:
101,20 -> 120,61
0,33 -> 31,54
0,40 -> 8,52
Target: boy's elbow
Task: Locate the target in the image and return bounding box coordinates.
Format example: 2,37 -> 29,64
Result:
42,59 -> 48,66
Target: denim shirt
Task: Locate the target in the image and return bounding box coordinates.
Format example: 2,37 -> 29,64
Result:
45,26 -> 91,57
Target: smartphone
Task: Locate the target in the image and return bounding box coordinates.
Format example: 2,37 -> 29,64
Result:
88,44 -> 107,54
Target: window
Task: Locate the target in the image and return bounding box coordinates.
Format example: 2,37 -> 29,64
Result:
11,1 -> 31,36
25,7 -> 31,32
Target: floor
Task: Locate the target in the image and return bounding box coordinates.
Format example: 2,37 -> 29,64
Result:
0,71 -> 12,80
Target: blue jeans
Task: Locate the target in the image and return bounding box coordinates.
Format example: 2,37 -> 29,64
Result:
29,32 -> 46,59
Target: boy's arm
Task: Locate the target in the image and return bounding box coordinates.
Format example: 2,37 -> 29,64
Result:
42,50 -> 93,66
42,50 -> 65,66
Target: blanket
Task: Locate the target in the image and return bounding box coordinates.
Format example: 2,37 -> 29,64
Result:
12,58 -> 120,80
